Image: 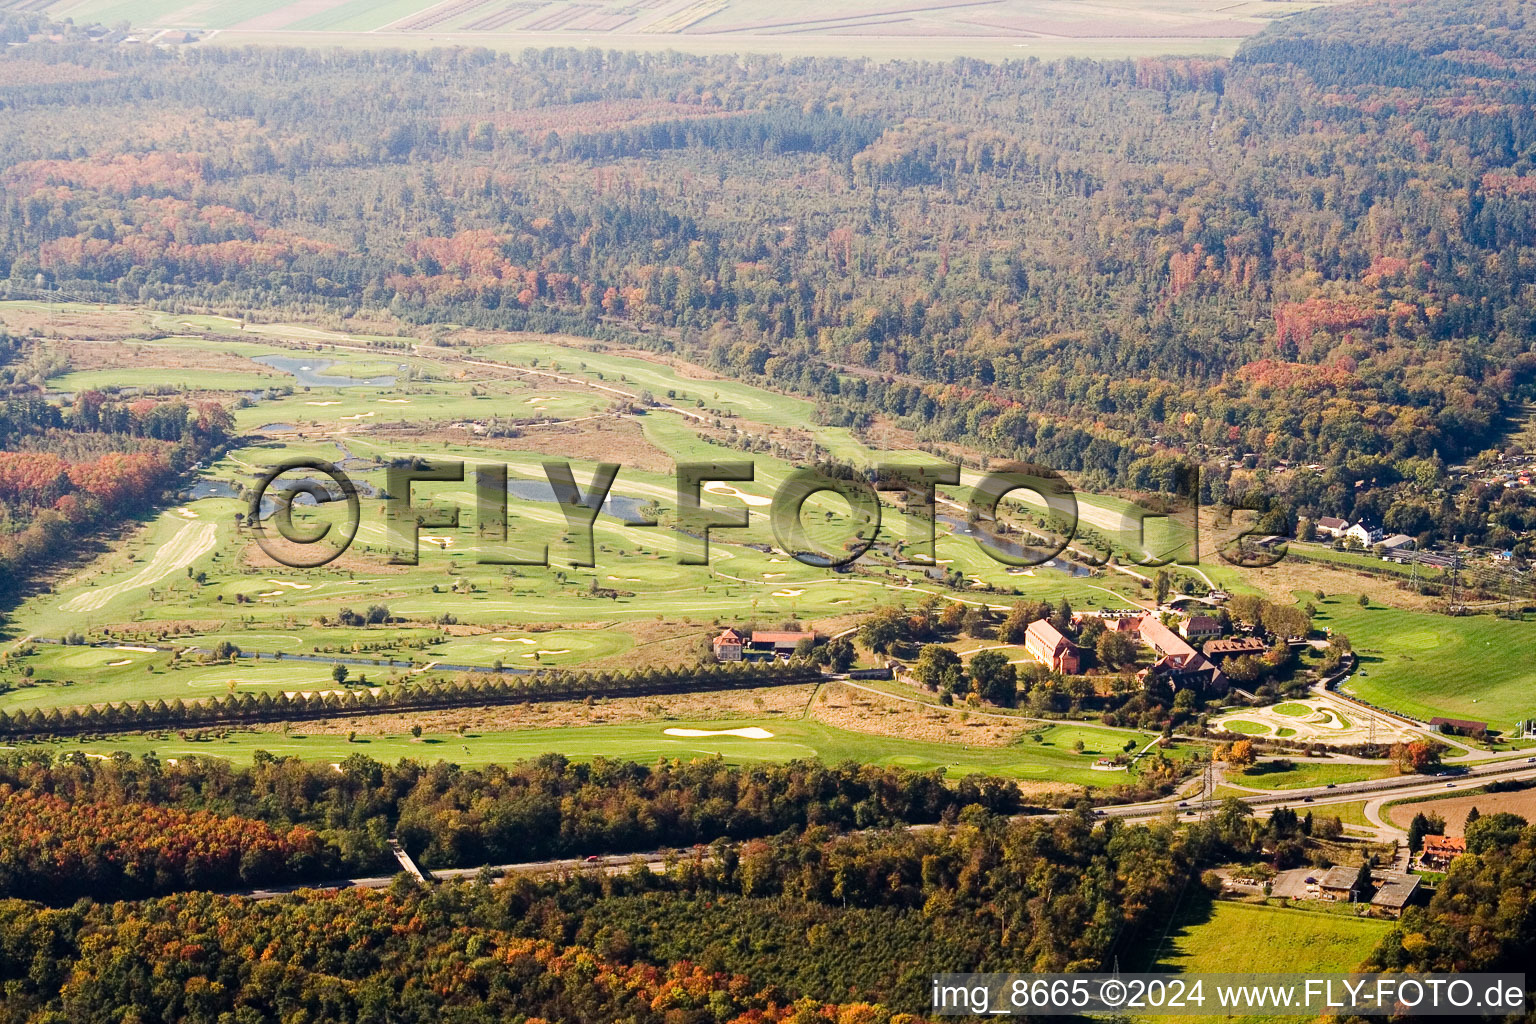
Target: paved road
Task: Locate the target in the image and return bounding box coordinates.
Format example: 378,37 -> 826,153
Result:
1101,758 -> 1536,835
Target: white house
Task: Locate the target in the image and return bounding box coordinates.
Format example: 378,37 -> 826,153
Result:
1346,521 -> 1384,546
1316,516 -> 1348,539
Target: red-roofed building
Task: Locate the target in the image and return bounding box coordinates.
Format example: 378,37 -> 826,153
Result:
1180,615 -> 1222,643
711,628 -> 746,662
1420,834 -> 1466,871
712,628 -> 815,662
1139,615 -> 1197,667
1024,619 -> 1080,674
1137,614 -> 1228,694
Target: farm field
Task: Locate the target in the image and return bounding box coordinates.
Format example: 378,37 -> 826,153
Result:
1139,901 -> 1392,1022
1312,597 -> 1536,733
1385,787 -> 1536,834
8,717 -> 1171,785
38,0 -> 1353,60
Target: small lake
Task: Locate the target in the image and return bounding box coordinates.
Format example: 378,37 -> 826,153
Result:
185,479 -> 241,500
253,355 -> 398,388
938,513 -> 1093,575
506,478 -> 651,525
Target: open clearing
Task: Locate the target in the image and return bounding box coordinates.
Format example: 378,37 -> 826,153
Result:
1227,761 -> 1397,791
60,520 -> 217,614
7,306 -> 1177,723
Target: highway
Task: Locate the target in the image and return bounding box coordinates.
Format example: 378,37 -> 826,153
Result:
1102,755 -> 1536,825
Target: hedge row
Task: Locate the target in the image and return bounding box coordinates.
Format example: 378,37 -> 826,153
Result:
0,660 -> 821,738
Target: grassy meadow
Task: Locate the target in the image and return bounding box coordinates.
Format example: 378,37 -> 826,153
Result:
1313,596 -> 1536,732
8,717 -> 1173,786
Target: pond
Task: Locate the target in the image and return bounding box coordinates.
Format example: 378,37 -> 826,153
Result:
506,478 -> 651,525
937,513 -> 1093,575
252,354 -> 398,388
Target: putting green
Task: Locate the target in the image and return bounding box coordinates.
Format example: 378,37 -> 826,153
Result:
1220,719 -> 1269,736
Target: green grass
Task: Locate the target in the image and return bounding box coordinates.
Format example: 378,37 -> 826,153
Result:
1314,597 -> 1536,732
474,341 -> 817,428
1310,800 -> 1373,829
1273,702 -> 1312,717
1141,900 -> 1391,1022
0,315 -> 1239,727
1221,719 -> 1269,736
11,718 -> 1168,786
1234,761 -> 1396,791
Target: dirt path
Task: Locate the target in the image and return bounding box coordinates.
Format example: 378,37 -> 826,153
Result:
62,521 -> 217,613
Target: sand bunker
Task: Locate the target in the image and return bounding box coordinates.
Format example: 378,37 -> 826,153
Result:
306,401 -> 341,406
176,508 -> 198,519
340,411 -> 375,421
421,535 -> 453,548
491,637 -> 537,644
664,727 -> 774,739
266,580 -> 312,589
107,659 -> 132,667
115,645 -> 158,653
772,589 -> 804,597
379,399 -> 410,404
701,481 -> 773,507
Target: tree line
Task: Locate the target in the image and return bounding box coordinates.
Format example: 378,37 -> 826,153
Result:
0,659 -> 820,738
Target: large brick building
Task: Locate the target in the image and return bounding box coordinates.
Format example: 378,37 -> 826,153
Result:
1024,619 -> 1081,674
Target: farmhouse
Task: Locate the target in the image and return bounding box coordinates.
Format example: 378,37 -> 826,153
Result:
1316,864 -> 1364,901
1369,872 -> 1421,916
711,628 -> 746,661
1316,516 -> 1349,538
1419,834 -> 1466,871
1024,619 -> 1081,674
712,628 -> 816,662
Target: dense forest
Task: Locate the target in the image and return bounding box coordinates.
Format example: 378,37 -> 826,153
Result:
2,0 -> 1535,551
0,750 -> 1023,900
0,803 -> 1195,1021
0,376 -> 234,584
0,746 -> 1526,1020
